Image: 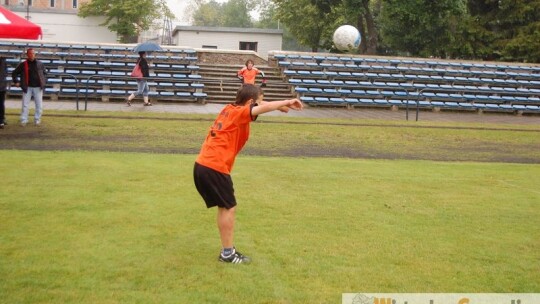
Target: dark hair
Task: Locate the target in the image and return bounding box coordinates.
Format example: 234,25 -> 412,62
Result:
235,84 -> 261,105
245,59 -> 254,66
138,51 -> 146,57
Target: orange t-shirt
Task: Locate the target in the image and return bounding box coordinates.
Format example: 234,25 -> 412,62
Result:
237,67 -> 261,84
195,103 -> 257,174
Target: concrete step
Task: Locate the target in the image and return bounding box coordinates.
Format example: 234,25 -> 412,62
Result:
197,63 -> 295,103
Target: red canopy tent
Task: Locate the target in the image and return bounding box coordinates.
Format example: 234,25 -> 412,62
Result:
0,6 -> 42,40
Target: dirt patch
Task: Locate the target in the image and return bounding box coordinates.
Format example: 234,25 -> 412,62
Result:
1,115 -> 539,164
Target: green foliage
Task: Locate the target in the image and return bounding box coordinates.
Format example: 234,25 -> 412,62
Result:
269,0 -> 539,62
467,0 -> 540,62
253,1 -> 311,51
274,0 -> 340,51
379,0 -> 467,58
223,0 -> 254,27
191,0 -> 225,26
191,0 -> 254,27
78,0 -> 173,43
255,0 -> 279,28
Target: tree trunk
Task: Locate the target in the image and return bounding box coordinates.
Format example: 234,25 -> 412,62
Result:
362,0 -> 378,55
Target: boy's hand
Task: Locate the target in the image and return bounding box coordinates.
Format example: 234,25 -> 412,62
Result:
288,99 -> 303,110
278,106 -> 290,113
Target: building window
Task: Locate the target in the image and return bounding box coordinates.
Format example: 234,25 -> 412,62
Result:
28,0 -> 33,6
50,0 -> 55,7
72,0 -> 77,8
239,42 -> 258,52
202,45 -> 218,49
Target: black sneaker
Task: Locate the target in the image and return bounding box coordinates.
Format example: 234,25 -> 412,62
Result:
218,249 -> 251,264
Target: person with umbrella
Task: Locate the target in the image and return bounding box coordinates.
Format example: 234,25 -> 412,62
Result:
126,42 -> 162,106
126,51 -> 151,106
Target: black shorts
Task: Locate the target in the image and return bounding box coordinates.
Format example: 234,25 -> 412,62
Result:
193,162 -> 237,209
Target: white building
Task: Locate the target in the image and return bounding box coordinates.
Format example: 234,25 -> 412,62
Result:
7,6 -> 117,43
172,26 -> 283,59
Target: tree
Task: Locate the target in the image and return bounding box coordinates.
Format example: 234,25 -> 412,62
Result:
379,0 -> 467,58
222,0 -> 254,27
274,0 -> 338,51
255,0 -> 280,29
313,0 -> 379,54
78,0 -> 173,43
190,0 -> 254,27
191,0 -> 224,26
466,0 -> 540,62
272,0 -> 380,54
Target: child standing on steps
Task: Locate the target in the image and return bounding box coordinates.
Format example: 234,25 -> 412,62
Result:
237,59 -> 266,87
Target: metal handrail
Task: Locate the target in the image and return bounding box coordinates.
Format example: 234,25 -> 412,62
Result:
82,74 -> 202,111
53,73 -> 80,110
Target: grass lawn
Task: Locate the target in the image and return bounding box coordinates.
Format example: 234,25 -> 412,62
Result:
1,150 -> 538,303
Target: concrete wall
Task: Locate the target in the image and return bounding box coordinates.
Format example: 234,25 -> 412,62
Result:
13,11 -> 117,43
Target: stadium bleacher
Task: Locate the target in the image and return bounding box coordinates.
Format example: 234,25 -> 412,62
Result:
273,51 -> 540,114
2,40 -> 206,103
2,40 -> 539,115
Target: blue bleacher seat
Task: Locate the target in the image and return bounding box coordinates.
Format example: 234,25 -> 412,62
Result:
300,96 -> 314,103
329,97 -> 345,103
374,99 -> 389,105
359,98 -> 375,105
160,91 -> 175,97
193,92 -> 207,99
484,103 -> 500,110
525,105 -> 540,111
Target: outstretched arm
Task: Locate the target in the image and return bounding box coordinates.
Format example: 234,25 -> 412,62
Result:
252,98 -> 303,116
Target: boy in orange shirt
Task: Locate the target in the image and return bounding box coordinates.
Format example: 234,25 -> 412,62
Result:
237,59 -> 266,86
194,84 -> 303,264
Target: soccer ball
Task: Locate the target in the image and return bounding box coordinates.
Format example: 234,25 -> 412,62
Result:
333,25 -> 361,52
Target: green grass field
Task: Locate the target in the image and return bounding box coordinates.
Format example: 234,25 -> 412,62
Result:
1,110 -> 539,303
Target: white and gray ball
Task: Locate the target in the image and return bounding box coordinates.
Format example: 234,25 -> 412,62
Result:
333,25 -> 361,52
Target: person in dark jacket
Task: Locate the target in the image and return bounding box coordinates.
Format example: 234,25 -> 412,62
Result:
0,57 -> 8,128
12,48 -> 47,126
126,51 -> 152,106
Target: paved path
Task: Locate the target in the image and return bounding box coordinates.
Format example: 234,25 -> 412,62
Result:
5,98 -> 540,125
